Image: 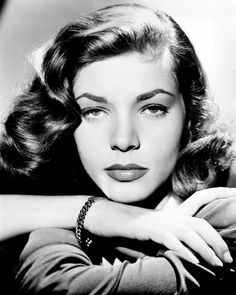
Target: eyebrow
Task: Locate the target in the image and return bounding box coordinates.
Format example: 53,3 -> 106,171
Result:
75,88 -> 174,103
75,93 -> 107,103
136,88 -> 174,102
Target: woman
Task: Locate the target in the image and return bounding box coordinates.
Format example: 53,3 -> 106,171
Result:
0,3 -> 236,294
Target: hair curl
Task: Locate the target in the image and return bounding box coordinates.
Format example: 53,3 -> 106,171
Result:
0,3 -> 234,198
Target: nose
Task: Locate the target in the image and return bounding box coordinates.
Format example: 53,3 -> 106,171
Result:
110,118 -> 140,152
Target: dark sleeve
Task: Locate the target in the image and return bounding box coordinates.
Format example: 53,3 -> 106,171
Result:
15,198 -> 236,295
15,228 -> 178,295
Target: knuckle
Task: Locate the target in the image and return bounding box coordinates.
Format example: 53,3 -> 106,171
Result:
179,226 -> 193,238
215,243 -> 228,253
160,230 -> 171,243
204,248 -> 216,259
152,228 -> 170,244
193,217 -> 208,228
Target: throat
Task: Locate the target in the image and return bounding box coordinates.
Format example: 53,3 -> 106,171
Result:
131,178 -> 173,209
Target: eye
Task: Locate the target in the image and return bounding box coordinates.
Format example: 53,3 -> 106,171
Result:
141,104 -> 169,118
81,107 -> 108,121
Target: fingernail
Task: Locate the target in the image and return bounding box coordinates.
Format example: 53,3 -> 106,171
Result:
187,252 -> 199,264
212,255 -> 223,267
223,251 -> 233,263
190,256 -> 199,264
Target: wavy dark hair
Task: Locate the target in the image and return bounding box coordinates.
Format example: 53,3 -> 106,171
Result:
0,3 -> 234,198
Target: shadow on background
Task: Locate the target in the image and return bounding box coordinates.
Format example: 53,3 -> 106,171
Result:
0,0 -> 7,19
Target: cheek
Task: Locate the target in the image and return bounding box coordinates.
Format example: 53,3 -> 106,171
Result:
146,117 -> 184,150
74,126 -> 105,171
147,132 -> 179,172
74,127 -> 92,165
163,104 -> 186,152
145,114 -> 185,166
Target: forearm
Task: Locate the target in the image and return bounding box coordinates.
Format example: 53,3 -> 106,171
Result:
84,198 -> 148,239
0,194 -> 91,240
18,248 -> 177,294
0,193 -> 147,241
16,228 -> 177,295
17,228 -> 230,294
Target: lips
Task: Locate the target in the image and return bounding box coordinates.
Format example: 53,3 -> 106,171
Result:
105,164 -> 148,182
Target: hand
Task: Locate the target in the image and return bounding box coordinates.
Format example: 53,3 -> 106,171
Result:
169,187 -> 236,216
129,208 -> 232,266
156,187 -> 236,265
86,191 -> 235,267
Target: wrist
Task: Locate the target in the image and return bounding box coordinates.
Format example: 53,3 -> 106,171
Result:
84,199 -> 149,239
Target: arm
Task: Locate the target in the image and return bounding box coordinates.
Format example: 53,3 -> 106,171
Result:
1,189 -> 235,266
16,228 -> 177,295
0,194 -> 90,240
2,186 -> 235,241
13,194 -> 236,294
17,227 -> 213,295
16,199 -> 236,295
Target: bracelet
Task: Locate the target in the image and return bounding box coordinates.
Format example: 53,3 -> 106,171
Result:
75,196 -> 106,248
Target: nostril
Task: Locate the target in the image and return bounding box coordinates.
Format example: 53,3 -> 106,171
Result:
110,120 -> 140,151
111,144 -> 139,152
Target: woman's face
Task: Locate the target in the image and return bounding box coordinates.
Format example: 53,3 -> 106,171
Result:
73,52 -> 186,203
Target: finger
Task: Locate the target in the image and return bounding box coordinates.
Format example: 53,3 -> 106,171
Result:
152,229 -> 199,264
177,187 -> 236,216
193,218 -> 233,264
180,229 -> 224,267
203,187 -> 236,199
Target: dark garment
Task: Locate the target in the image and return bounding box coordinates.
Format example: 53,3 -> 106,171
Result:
0,234 -> 29,295
13,198 -> 236,294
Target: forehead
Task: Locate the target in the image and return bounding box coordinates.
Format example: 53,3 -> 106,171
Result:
73,52 -> 177,97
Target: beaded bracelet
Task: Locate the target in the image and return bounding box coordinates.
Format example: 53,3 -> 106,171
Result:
75,196 -> 106,249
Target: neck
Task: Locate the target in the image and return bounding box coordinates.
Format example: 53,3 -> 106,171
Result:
131,177 -> 173,209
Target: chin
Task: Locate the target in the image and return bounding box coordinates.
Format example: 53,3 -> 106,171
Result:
92,174 -> 167,204
102,185 -> 156,204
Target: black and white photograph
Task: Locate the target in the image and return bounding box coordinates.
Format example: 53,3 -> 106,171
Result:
0,0 -> 236,294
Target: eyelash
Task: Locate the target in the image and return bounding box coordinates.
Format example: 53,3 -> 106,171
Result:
80,104 -> 169,121
81,108 -> 108,121
140,104 -> 169,118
